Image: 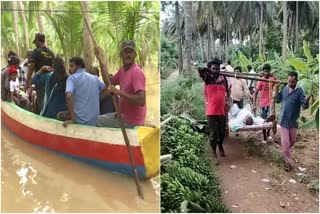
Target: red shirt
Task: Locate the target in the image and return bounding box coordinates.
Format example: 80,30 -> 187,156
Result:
202,74 -> 228,116
256,76 -> 276,107
112,63 -> 146,126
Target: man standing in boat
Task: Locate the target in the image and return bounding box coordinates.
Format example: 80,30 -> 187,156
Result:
94,41 -> 146,128
26,33 -> 55,113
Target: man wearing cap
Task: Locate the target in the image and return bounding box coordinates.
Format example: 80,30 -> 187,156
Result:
26,33 -> 55,113
94,41 -> 146,128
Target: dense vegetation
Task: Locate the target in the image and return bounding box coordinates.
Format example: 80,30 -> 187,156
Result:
1,1 -> 159,70
160,1 -> 319,129
161,116 -> 229,213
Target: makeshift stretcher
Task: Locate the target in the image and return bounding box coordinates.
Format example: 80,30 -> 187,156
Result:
227,103 -> 274,132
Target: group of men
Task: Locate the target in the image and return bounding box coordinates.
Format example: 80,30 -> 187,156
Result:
199,59 -> 309,171
1,33 -> 147,128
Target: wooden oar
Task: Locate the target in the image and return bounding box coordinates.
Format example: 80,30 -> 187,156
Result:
80,2 -> 144,199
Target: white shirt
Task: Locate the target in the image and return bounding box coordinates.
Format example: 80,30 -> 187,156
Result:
10,79 -> 20,92
247,69 -> 256,88
226,65 -> 234,73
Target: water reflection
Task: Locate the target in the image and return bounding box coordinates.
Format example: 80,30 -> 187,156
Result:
1,126 -> 160,212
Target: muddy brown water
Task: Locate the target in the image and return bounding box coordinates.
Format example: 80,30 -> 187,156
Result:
1,126 -> 160,212
1,66 -> 160,213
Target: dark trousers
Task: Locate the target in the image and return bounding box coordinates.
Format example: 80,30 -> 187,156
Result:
232,99 -> 244,109
207,115 -> 226,155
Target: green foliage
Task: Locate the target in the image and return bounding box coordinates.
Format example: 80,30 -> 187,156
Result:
161,73 -> 206,120
160,34 -> 177,79
1,1 -> 159,69
265,24 -> 283,55
161,117 -> 229,213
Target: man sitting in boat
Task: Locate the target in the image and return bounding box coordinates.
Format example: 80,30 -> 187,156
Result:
57,57 -> 106,127
32,56 -> 69,119
94,41 -> 146,128
87,66 -> 117,115
2,55 -> 20,101
7,65 -> 30,110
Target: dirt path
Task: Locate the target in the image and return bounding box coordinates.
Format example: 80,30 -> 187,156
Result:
212,132 -> 319,213
165,69 -> 179,82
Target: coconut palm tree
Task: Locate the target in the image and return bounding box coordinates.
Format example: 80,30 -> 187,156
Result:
183,1 -> 192,74
282,1 -> 288,62
175,1 -> 183,72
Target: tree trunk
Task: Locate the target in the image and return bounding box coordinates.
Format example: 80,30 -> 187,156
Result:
207,24 -> 211,62
290,13 -> 294,51
81,1 -> 93,70
259,2 -> 264,56
249,1 -> 252,59
197,26 -> 204,62
294,1 -> 299,52
183,1 -> 193,75
211,30 -> 215,59
17,1 -> 30,50
12,1 -> 20,56
282,1 -> 288,62
175,1 -> 183,73
37,14 -> 44,33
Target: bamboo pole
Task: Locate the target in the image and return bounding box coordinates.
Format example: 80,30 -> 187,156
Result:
198,67 -> 286,84
80,2 -> 144,199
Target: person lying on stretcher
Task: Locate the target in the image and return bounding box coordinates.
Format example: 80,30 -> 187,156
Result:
228,104 -> 275,132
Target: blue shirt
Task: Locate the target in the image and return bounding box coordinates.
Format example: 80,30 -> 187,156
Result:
66,68 -> 105,126
276,85 -> 308,128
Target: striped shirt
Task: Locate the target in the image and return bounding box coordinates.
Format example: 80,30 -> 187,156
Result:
276,85 -> 309,128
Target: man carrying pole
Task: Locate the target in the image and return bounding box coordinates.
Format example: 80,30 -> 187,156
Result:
253,64 -> 278,144
198,59 -> 229,160
275,71 -> 310,171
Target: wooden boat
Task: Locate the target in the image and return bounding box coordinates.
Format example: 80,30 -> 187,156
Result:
1,101 -> 160,179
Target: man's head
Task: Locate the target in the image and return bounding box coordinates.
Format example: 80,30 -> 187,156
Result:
7,51 -> 17,59
207,58 -> 222,77
88,66 -> 100,77
263,64 -> 271,78
247,65 -> 252,71
245,115 -> 254,125
8,55 -> 20,66
234,66 -> 242,73
69,57 -> 85,74
288,71 -> 298,89
33,33 -> 45,47
26,49 -> 33,59
8,65 -> 18,81
120,40 -> 136,66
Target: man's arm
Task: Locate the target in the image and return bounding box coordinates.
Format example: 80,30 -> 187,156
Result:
275,84 -> 282,103
253,88 -> 260,113
26,62 -> 35,89
299,89 -> 309,109
108,85 -> 145,106
10,92 -> 14,102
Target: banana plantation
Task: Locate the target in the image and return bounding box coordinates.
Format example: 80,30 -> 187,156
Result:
161,1 -> 319,128
1,1 -> 160,71
161,1 -> 319,212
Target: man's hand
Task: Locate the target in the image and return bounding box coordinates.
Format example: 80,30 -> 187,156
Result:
41,66 -> 53,72
253,106 -> 257,114
94,46 -> 104,58
63,119 -> 75,128
107,85 -> 121,96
